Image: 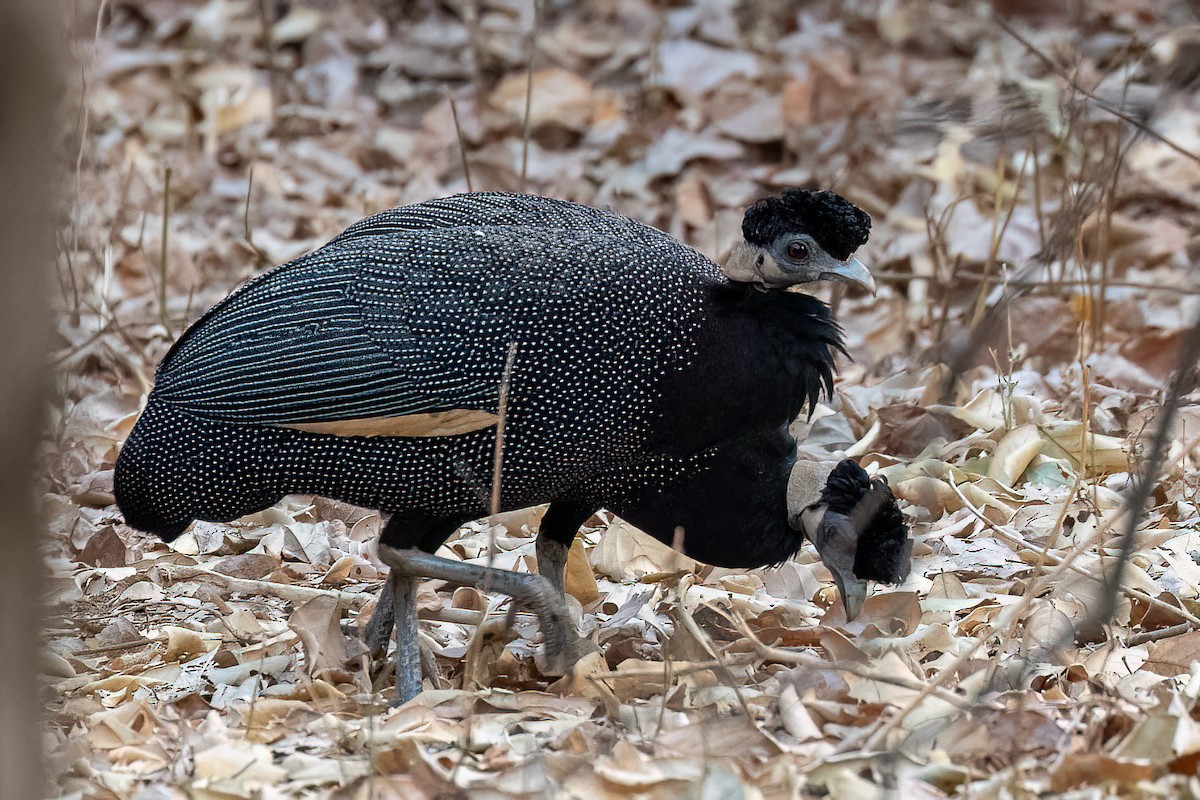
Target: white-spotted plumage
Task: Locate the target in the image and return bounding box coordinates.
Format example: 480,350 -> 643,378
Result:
117,192 -> 732,537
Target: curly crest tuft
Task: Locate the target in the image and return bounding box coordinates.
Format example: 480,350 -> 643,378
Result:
741,189 -> 871,261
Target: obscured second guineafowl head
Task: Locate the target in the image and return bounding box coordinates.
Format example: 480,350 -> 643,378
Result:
792,459 -> 911,620
725,189 -> 876,294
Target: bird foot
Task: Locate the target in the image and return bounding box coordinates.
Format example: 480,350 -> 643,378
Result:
506,597 -> 578,677
538,635 -> 577,677
377,545 -> 578,696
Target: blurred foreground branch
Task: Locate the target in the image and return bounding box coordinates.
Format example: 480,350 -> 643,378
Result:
0,2 -> 58,797
1089,315 -> 1200,636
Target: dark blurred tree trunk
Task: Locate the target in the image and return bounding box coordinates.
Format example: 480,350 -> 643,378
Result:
0,2 -> 56,798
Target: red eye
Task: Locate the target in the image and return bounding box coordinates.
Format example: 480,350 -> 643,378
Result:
786,241 -> 810,260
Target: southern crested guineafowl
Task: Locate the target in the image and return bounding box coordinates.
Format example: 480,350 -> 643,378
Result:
115,190 -> 911,702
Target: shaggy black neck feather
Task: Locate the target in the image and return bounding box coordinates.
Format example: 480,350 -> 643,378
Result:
650,283 -> 843,456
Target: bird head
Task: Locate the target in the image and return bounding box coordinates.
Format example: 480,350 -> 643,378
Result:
725,189 -> 875,294
790,459 -> 911,620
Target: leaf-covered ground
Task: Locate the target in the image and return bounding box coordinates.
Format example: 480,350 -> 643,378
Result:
49,0 -> 1200,797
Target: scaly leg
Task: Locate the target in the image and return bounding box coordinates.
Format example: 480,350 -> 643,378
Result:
505,534 -> 569,639
536,502 -> 594,601
363,577 -> 395,656
391,571 -> 422,703
377,545 -> 576,702
531,502 -> 594,669
535,536 -> 569,599
362,513 -> 467,701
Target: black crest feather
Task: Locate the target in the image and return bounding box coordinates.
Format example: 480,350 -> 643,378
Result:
820,460 -> 912,584
741,189 -> 871,261
818,459 -> 871,514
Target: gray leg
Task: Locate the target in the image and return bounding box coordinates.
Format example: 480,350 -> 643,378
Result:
419,638 -> 443,689
392,571 -> 422,703
536,535 -> 570,601
532,536 -> 574,670
531,503 -> 594,669
365,513 -> 467,702
367,570 -> 442,699
377,545 -> 576,682
504,536 -> 568,632
536,502 -> 593,602
363,577 -> 395,656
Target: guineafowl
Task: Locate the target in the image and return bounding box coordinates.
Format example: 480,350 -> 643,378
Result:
115,190 -> 909,702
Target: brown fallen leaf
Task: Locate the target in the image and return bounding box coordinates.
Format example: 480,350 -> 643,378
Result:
563,536 -> 598,604
77,526 -> 129,568
212,552 -> 279,579
1050,752 -> 1157,792
1144,631 -> 1200,677
492,67 -> 595,132
589,518 -> 698,581
821,591 -> 923,637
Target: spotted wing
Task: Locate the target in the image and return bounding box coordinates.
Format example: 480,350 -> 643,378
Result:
149,193 -> 716,430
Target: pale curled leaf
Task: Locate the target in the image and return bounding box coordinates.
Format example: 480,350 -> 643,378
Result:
988,423 -> 1043,485
589,518 -> 698,581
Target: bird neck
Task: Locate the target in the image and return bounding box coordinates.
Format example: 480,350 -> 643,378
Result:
651,284 -> 843,455
730,284 -> 842,407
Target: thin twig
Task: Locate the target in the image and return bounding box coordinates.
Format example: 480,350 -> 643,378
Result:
485,342 -> 518,591
676,575 -> 755,718
158,165 -> 172,334
518,0 -> 539,192
256,0 -> 280,116
972,153 -> 1028,326
50,313 -> 116,364
68,0 -> 108,317
588,654 -> 756,682
55,232 -> 80,321
1030,137 -> 1046,249
449,95 -> 474,193
242,164 -> 267,267
1127,622 -> 1192,647
652,649 -> 674,738
81,636 -> 160,655
243,651 -> 269,741
490,343 -> 518,519
104,160 -> 136,252
154,564 -> 374,607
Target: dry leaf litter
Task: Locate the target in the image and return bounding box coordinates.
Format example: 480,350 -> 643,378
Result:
48,0 -> 1200,797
